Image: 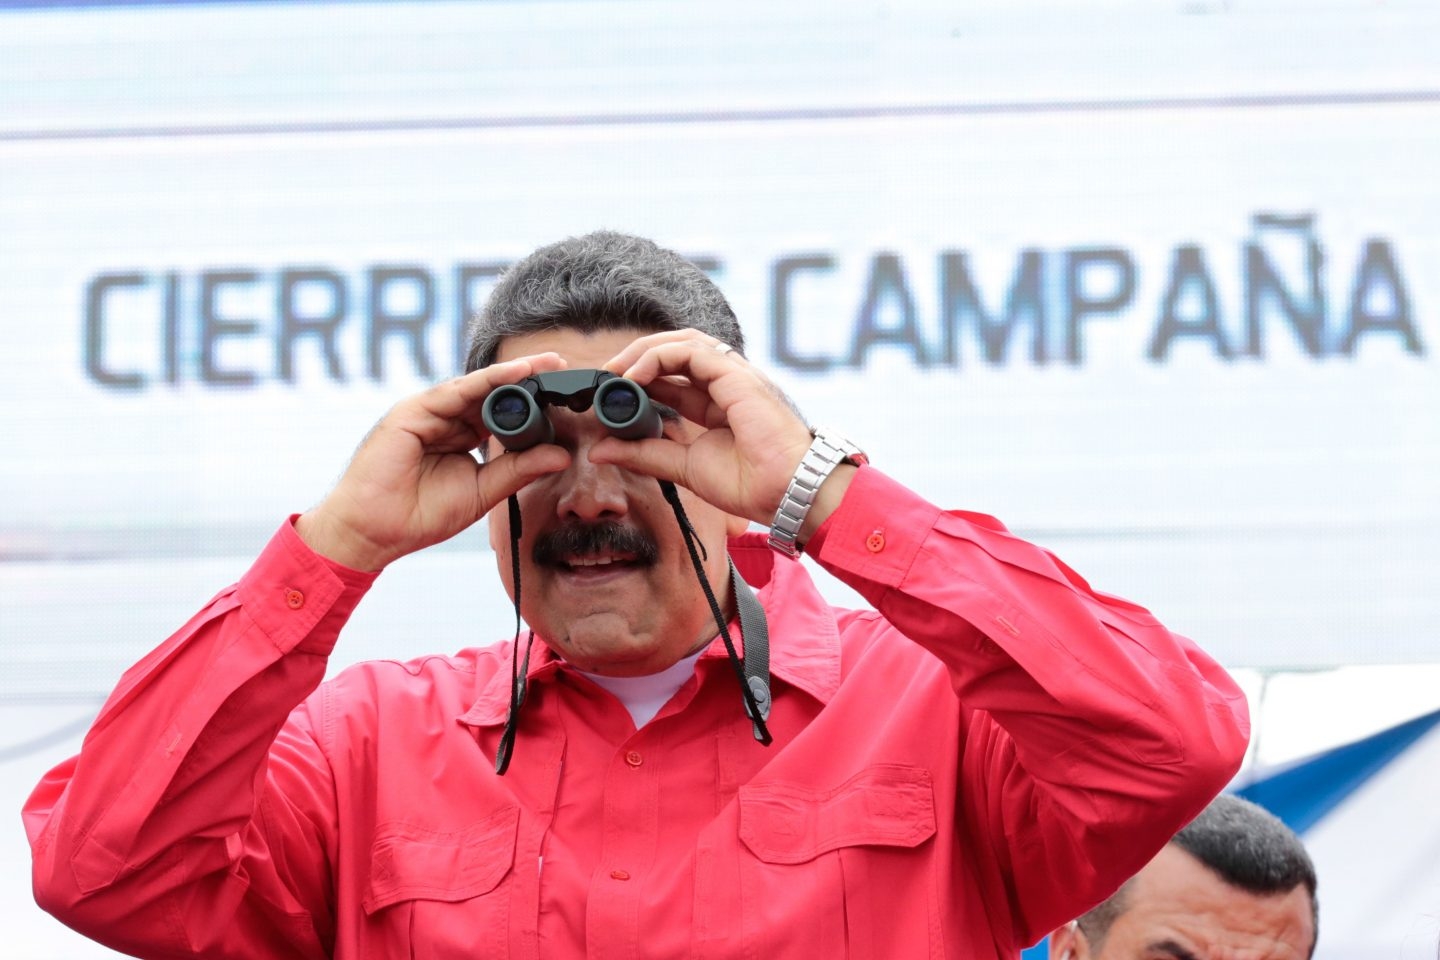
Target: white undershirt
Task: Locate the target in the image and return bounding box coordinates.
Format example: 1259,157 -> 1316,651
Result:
577,650 -> 704,728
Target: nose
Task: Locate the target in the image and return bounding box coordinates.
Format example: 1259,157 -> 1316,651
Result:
553,440 -> 630,523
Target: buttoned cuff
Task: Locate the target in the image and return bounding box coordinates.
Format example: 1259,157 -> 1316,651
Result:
810,466 -> 942,589
235,516 -> 381,656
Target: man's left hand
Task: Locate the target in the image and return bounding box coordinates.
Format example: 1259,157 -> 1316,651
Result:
594,330 -> 851,540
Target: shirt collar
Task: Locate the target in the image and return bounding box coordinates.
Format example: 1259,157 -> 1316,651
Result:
458,531 -> 842,729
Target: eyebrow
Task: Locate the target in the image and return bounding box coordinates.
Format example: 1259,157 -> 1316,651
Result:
1145,940 -> 1201,960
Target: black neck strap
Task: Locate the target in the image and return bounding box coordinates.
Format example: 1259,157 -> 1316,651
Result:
659,479 -> 772,744
495,481 -> 775,774
495,494 -> 534,775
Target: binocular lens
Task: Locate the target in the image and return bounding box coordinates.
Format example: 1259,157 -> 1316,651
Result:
594,378 -> 661,440
482,384 -> 551,450
597,383 -> 641,425
488,393 -> 532,432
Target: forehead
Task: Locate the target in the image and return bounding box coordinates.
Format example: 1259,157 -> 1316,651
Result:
1103,845 -> 1315,960
493,327 -> 646,366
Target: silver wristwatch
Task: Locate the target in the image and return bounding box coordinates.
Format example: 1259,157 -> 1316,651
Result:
767,427 -> 868,558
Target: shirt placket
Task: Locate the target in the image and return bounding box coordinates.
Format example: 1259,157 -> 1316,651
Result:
584,733 -> 660,959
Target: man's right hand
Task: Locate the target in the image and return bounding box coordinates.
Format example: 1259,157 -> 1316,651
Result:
295,355 -> 572,571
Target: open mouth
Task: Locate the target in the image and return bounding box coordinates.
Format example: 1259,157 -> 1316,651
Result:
560,552 -> 639,571
554,551 -> 648,586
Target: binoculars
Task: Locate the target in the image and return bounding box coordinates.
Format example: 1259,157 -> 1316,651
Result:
482,369 -> 662,451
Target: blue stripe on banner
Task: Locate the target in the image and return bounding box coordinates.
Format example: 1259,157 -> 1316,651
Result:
1237,706 -> 1440,835
0,0 -> 395,11
7,93 -> 1440,144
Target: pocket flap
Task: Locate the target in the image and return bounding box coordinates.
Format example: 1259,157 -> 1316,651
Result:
362,806 -> 519,913
738,764 -> 936,864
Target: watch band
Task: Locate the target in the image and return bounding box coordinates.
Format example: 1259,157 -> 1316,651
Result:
767,427 -> 867,558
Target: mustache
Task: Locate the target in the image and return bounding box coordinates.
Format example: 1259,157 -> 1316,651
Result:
532,521 -> 660,568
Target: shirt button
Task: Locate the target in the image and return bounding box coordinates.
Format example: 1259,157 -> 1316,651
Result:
865,530 -> 886,553
624,750 -> 643,768
610,869 -> 631,881
284,589 -> 305,610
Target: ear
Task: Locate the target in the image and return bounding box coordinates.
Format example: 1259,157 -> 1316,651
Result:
1049,921 -> 1087,960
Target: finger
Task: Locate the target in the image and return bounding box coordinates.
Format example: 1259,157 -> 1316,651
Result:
587,435 -> 692,487
602,329 -> 711,375
475,443 -> 572,508
424,354 -> 567,420
400,354 -> 568,446
421,421 -> 487,455
616,340 -> 743,396
633,353 -> 792,436
638,376 -> 728,430
606,330 -> 742,381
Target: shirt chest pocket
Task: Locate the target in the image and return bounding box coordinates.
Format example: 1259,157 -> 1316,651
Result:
719,764 -> 939,959
361,806 -> 518,960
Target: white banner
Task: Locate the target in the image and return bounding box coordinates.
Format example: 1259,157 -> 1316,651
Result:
1,0 -> 1437,701
3,4 -> 1439,959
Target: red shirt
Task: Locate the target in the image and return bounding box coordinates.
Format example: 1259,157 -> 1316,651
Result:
26,467 -> 1249,959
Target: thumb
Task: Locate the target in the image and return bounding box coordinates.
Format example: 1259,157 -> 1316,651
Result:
477,445 -> 571,507
589,436 -> 692,486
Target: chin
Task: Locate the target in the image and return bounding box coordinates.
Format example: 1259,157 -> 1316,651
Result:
553,614 -> 652,663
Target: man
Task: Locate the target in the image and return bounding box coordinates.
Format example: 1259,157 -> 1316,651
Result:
26,231 -> 1248,958
1048,794 -> 1318,960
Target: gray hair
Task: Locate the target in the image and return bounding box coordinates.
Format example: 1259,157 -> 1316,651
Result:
464,230 -> 745,372
1077,795 -> 1318,956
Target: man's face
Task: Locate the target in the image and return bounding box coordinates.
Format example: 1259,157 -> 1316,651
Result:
487,327 -> 747,677
1055,844 -> 1316,960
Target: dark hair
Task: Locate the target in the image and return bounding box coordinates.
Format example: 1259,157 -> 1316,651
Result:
1077,795 -> 1318,956
1172,794 -> 1318,911
464,230 -> 745,372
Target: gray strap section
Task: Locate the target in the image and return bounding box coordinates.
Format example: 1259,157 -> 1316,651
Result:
730,558 -> 772,737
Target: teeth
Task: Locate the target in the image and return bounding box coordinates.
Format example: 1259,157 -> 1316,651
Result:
570,556 -> 618,567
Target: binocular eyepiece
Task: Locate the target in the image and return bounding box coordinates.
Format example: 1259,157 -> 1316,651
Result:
482,369 -> 662,451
